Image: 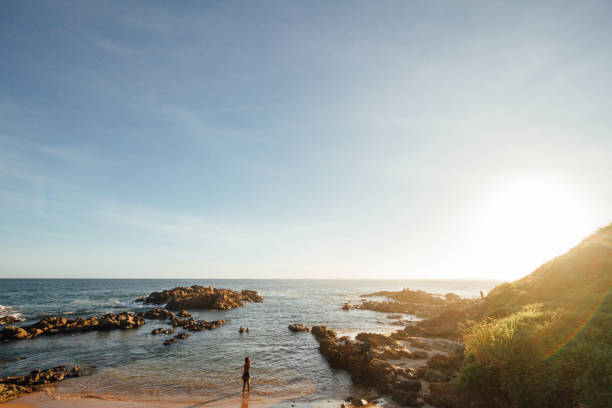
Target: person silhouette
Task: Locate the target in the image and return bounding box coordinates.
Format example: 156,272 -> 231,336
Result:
242,356 -> 251,392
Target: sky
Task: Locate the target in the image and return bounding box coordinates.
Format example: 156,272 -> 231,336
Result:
1,0 -> 611,280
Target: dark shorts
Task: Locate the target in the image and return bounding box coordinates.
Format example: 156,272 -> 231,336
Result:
242,372 -> 250,381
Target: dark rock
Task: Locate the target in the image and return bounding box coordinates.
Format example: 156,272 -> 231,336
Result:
137,285 -> 263,311
423,368 -> 450,382
175,332 -> 189,340
355,333 -> 402,349
0,366 -> 91,403
0,313 -> 145,342
288,323 -> 310,332
138,308 -> 175,321
392,389 -> 418,406
163,338 -> 177,345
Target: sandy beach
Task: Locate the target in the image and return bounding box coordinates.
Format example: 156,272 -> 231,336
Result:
4,389 -> 304,408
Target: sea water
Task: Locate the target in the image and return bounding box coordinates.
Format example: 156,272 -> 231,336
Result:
0,279 -> 500,405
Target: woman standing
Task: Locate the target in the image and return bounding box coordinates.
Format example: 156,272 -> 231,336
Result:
242,357 -> 251,392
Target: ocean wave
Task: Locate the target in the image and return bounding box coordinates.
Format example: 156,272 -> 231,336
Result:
110,299 -> 147,309
0,304 -> 25,321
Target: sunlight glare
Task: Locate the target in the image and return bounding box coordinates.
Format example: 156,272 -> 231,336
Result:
459,178 -> 595,281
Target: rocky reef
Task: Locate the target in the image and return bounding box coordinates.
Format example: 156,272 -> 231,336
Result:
0,312 -> 145,342
344,288 -> 479,319
311,320 -> 469,407
139,307 -> 226,345
0,366 -> 91,403
136,285 -> 263,311
0,307 -> 226,344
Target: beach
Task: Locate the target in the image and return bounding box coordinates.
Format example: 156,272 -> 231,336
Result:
1,279 -> 498,406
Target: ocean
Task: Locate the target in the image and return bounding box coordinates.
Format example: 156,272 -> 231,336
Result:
0,279 -> 500,406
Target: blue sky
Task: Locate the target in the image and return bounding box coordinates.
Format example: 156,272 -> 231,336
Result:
1,1 -> 611,279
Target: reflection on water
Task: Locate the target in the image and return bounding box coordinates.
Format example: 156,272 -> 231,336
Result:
0,279 -> 500,404
241,393 -> 250,408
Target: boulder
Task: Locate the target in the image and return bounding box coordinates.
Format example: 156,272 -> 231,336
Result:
288,324 -> 310,332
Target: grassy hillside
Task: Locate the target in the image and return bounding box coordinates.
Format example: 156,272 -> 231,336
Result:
459,224 -> 612,408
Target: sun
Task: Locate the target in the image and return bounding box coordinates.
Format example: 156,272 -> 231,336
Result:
457,177 -> 596,281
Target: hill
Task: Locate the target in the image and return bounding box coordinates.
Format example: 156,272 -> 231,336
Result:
459,223 -> 612,408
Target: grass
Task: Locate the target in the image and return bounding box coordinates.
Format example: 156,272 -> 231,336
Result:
457,224 -> 612,408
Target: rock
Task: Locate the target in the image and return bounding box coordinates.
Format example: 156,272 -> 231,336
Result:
163,338 -> 177,345
355,333 -> 402,349
138,308 -> 174,321
387,314 -> 402,319
396,378 -> 421,391
0,366 -> 91,403
352,398 -> 367,406
137,285 -> 263,311
342,303 -> 351,310
0,313 -> 145,342
175,332 -> 189,340
423,368 -> 450,382
288,323 -> 310,332
392,389 -> 418,406
178,310 -> 191,317
151,327 -> 173,335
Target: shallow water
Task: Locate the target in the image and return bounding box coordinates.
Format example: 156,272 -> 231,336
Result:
0,279 -> 500,404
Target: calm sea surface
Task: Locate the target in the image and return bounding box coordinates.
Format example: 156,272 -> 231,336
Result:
0,279 -> 500,405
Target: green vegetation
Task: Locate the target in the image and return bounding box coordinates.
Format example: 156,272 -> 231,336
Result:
459,224 -> 612,408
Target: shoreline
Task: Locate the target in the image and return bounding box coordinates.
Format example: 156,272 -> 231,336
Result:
3,389 -> 306,408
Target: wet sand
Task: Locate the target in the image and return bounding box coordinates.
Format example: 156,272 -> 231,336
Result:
3,388 -> 359,408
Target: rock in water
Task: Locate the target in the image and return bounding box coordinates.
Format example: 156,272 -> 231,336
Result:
288,323 -> 310,332
0,366 -> 91,403
136,285 -> 263,311
0,313 -> 145,342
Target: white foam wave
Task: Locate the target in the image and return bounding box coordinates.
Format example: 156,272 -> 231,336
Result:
0,304 -> 25,322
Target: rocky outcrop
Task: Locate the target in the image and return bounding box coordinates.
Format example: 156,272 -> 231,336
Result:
312,325 -> 468,407
0,312 -> 145,342
136,285 -> 263,311
311,326 -> 422,405
349,288 -> 482,320
0,366 -> 90,403
393,308 -> 482,340
288,323 -> 310,332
